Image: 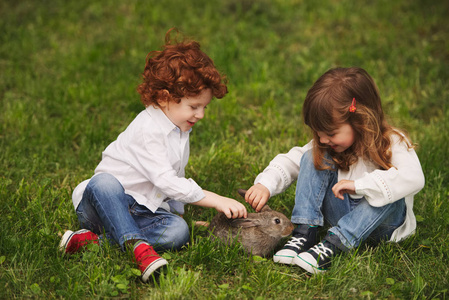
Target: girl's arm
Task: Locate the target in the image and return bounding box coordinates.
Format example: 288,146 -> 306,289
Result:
354,137 -> 425,206
246,141 -> 313,210
245,183 -> 271,212
191,190 -> 248,219
332,179 -> 356,200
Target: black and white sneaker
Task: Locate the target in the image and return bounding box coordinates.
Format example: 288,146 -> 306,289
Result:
295,240 -> 341,274
273,225 -> 318,265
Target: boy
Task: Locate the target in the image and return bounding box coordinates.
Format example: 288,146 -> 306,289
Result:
60,29 -> 247,282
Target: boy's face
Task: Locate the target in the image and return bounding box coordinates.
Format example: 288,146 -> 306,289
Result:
159,89 -> 212,132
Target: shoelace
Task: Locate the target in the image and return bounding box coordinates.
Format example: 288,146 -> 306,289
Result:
285,236 -> 307,249
310,242 -> 333,258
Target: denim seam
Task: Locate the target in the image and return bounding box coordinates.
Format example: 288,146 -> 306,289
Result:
89,185 -> 145,248
291,170 -> 332,226
120,233 -> 148,247
134,215 -> 168,231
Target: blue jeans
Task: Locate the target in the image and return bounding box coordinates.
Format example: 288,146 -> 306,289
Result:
291,150 -> 406,250
75,173 -> 190,251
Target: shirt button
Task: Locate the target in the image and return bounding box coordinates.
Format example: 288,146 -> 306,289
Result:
156,193 -> 162,198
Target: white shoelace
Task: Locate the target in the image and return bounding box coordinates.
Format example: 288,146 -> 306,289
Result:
310,242 -> 333,258
286,236 -> 307,249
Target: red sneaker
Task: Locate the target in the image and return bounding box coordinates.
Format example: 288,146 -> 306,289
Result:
133,241 -> 168,282
59,229 -> 99,254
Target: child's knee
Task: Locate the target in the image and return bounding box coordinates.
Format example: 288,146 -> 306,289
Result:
86,173 -> 124,195
171,218 -> 190,247
159,217 -> 190,251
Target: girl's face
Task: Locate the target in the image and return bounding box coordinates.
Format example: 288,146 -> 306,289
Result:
316,123 -> 355,153
159,89 -> 212,132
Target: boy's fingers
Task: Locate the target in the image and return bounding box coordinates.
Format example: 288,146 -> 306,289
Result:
236,204 -> 247,218
228,207 -> 239,219
224,210 -> 232,218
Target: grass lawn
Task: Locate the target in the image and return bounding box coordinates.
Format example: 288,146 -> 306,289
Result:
1,0 -> 448,298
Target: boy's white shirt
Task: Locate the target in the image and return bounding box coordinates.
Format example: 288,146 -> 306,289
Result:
72,105 -> 205,213
254,135 -> 425,242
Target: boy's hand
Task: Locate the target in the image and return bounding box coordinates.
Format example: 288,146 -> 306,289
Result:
195,190 -> 247,219
332,179 -> 355,200
245,184 -> 270,212
215,197 -> 247,219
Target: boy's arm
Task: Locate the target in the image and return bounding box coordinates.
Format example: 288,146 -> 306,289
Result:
191,190 -> 248,219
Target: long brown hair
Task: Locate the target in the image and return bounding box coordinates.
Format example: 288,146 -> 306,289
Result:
303,67 -> 412,171
137,28 -> 227,107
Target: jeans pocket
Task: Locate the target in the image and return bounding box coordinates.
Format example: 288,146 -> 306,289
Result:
129,201 -> 152,216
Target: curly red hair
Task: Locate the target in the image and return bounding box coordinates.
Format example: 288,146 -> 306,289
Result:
137,28 -> 227,107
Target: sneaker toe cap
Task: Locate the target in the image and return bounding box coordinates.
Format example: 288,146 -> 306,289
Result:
141,258 -> 168,283
273,249 -> 297,264
59,230 -> 74,252
295,252 -> 325,274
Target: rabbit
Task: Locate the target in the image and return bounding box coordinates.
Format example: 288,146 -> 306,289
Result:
208,189 -> 294,257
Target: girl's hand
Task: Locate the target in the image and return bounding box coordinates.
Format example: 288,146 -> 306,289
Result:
332,179 -> 355,200
245,184 -> 270,212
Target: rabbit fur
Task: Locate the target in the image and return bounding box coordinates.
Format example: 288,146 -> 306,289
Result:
208,190 -> 294,257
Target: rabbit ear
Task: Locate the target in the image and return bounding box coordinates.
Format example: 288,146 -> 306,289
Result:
260,205 -> 272,212
230,218 -> 261,228
237,189 -> 247,198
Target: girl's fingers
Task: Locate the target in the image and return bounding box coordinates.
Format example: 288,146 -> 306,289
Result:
245,190 -> 255,205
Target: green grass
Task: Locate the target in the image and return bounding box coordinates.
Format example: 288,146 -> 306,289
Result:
1,0 -> 448,298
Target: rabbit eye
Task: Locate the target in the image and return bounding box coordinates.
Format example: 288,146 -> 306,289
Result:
275,218 -> 281,224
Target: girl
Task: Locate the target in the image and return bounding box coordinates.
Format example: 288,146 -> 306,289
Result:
59,29 -> 247,283
244,67 -> 425,274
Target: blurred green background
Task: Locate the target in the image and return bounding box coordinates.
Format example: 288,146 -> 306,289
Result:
1,0 -> 448,298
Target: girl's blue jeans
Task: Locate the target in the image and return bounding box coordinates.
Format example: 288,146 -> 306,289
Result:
75,173 -> 190,251
291,150 -> 406,250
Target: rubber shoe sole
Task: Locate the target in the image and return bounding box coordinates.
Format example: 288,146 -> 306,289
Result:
273,249 -> 297,265
141,257 -> 168,283
295,252 -> 326,274
59,230 -> 75,252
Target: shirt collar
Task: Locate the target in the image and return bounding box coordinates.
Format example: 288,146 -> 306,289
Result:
145,105 -> 192,135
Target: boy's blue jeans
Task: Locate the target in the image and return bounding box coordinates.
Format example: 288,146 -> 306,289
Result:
291,150 -> 406,250
75,173 -> 190,251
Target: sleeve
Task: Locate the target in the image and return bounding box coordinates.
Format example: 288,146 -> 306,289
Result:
254,141 -> 313,197
354,136 -> 425,207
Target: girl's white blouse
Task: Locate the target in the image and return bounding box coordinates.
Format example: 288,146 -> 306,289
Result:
254,135 -> 425,242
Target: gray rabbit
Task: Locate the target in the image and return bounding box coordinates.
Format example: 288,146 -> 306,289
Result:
208,189 -> 294,257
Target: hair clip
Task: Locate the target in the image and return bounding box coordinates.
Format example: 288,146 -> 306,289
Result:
349,98 -> 356,112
